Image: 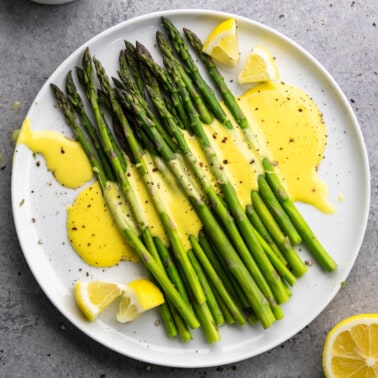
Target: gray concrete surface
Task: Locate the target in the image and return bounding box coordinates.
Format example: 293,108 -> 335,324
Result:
0,0 -> 376,376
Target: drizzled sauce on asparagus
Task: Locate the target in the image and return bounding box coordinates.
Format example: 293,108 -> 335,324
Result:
18,81 -> 333,267
238,81 -> 334,214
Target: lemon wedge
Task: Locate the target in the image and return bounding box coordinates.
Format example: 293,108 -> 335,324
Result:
202,18 -> 240,66
322,314 -> 378,378
238,45 -> 279,83
74,281 -> 124,321
117,279 -> 165,323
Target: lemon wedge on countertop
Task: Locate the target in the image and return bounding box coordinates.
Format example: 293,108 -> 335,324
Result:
322,314 -> 378,377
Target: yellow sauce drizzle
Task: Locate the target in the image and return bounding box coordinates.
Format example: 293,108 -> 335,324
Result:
239,81 -> 335,213
17,118 -> 93,188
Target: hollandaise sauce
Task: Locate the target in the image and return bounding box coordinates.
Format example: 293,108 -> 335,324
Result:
66,181 -> 138,266
17,118 -> 93,188
238,81 -> 334,214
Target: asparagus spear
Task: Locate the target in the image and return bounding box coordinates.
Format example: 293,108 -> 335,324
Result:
188,249 -> 225,328
92,55 -> 207,307
246,204 -> 287,264
142,62 -> 288,315
50,82 -> 199,330
189,235 -> 246,325
156,31 -> 213,125
257,175 -> 302,246
157,45 -> 289,310
183,27 -> 249,129
123,40 -> 146,98
65,70 -> 116,182
160,17 -> 233,129
154,237 -> 193,342
251,190 -> 307,278
118,80 -> 276,328
135,41 -> 192,131
263,159 -> 337,272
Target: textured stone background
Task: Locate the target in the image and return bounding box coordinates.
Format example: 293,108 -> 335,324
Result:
0,0 -> 376,377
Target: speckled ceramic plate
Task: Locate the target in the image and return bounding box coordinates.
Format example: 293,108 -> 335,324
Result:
11,9 -> 370,368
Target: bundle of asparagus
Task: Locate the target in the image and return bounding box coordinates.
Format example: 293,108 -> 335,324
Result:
50,17 -> 337,343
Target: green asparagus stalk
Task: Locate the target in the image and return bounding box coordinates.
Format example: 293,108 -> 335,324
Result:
198,230 -> 249,309
246,204 -> 287,264
251,189 -> 307,278
188,249 -> 224,327
65,70 -> 116,182
158,50 -> 288,311
119,86 -> 276,328
189,235 -> 246,325
154,237 -> 193,341
50,81 -> 199,330
156,31 -> 213,125
191,301 -> 221,344
135,41 -> 192,131
123,40 -> 146,98
258,174 -> 302,246
116,56 -> 178,153
212,285 -> 235,325
263,159 -> 337,272
183,27 -> 249,129
174,251 -> 221,343
75,65 -> 128,175
93,55 -> 207,307
250,226 -> 297,287
160,17 -> 233,129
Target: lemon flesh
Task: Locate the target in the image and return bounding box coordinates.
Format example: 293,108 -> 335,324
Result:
238,45 -> 279,83
202,18 -> 240,66
117,279 -> 165,323
322,314 -> 378,378
74,281 -> 124,322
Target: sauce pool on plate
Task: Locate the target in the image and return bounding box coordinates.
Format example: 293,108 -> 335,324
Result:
17,118 -> 93,189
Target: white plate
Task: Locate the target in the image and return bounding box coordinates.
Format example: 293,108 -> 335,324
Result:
11,9 -> 370,368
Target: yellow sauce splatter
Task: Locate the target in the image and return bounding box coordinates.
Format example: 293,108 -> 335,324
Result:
114,159 -> 202,251
67,181 -> 138,266
68,159 -> 202,267
239,81 -> 335,213
17,118 -> 93,188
